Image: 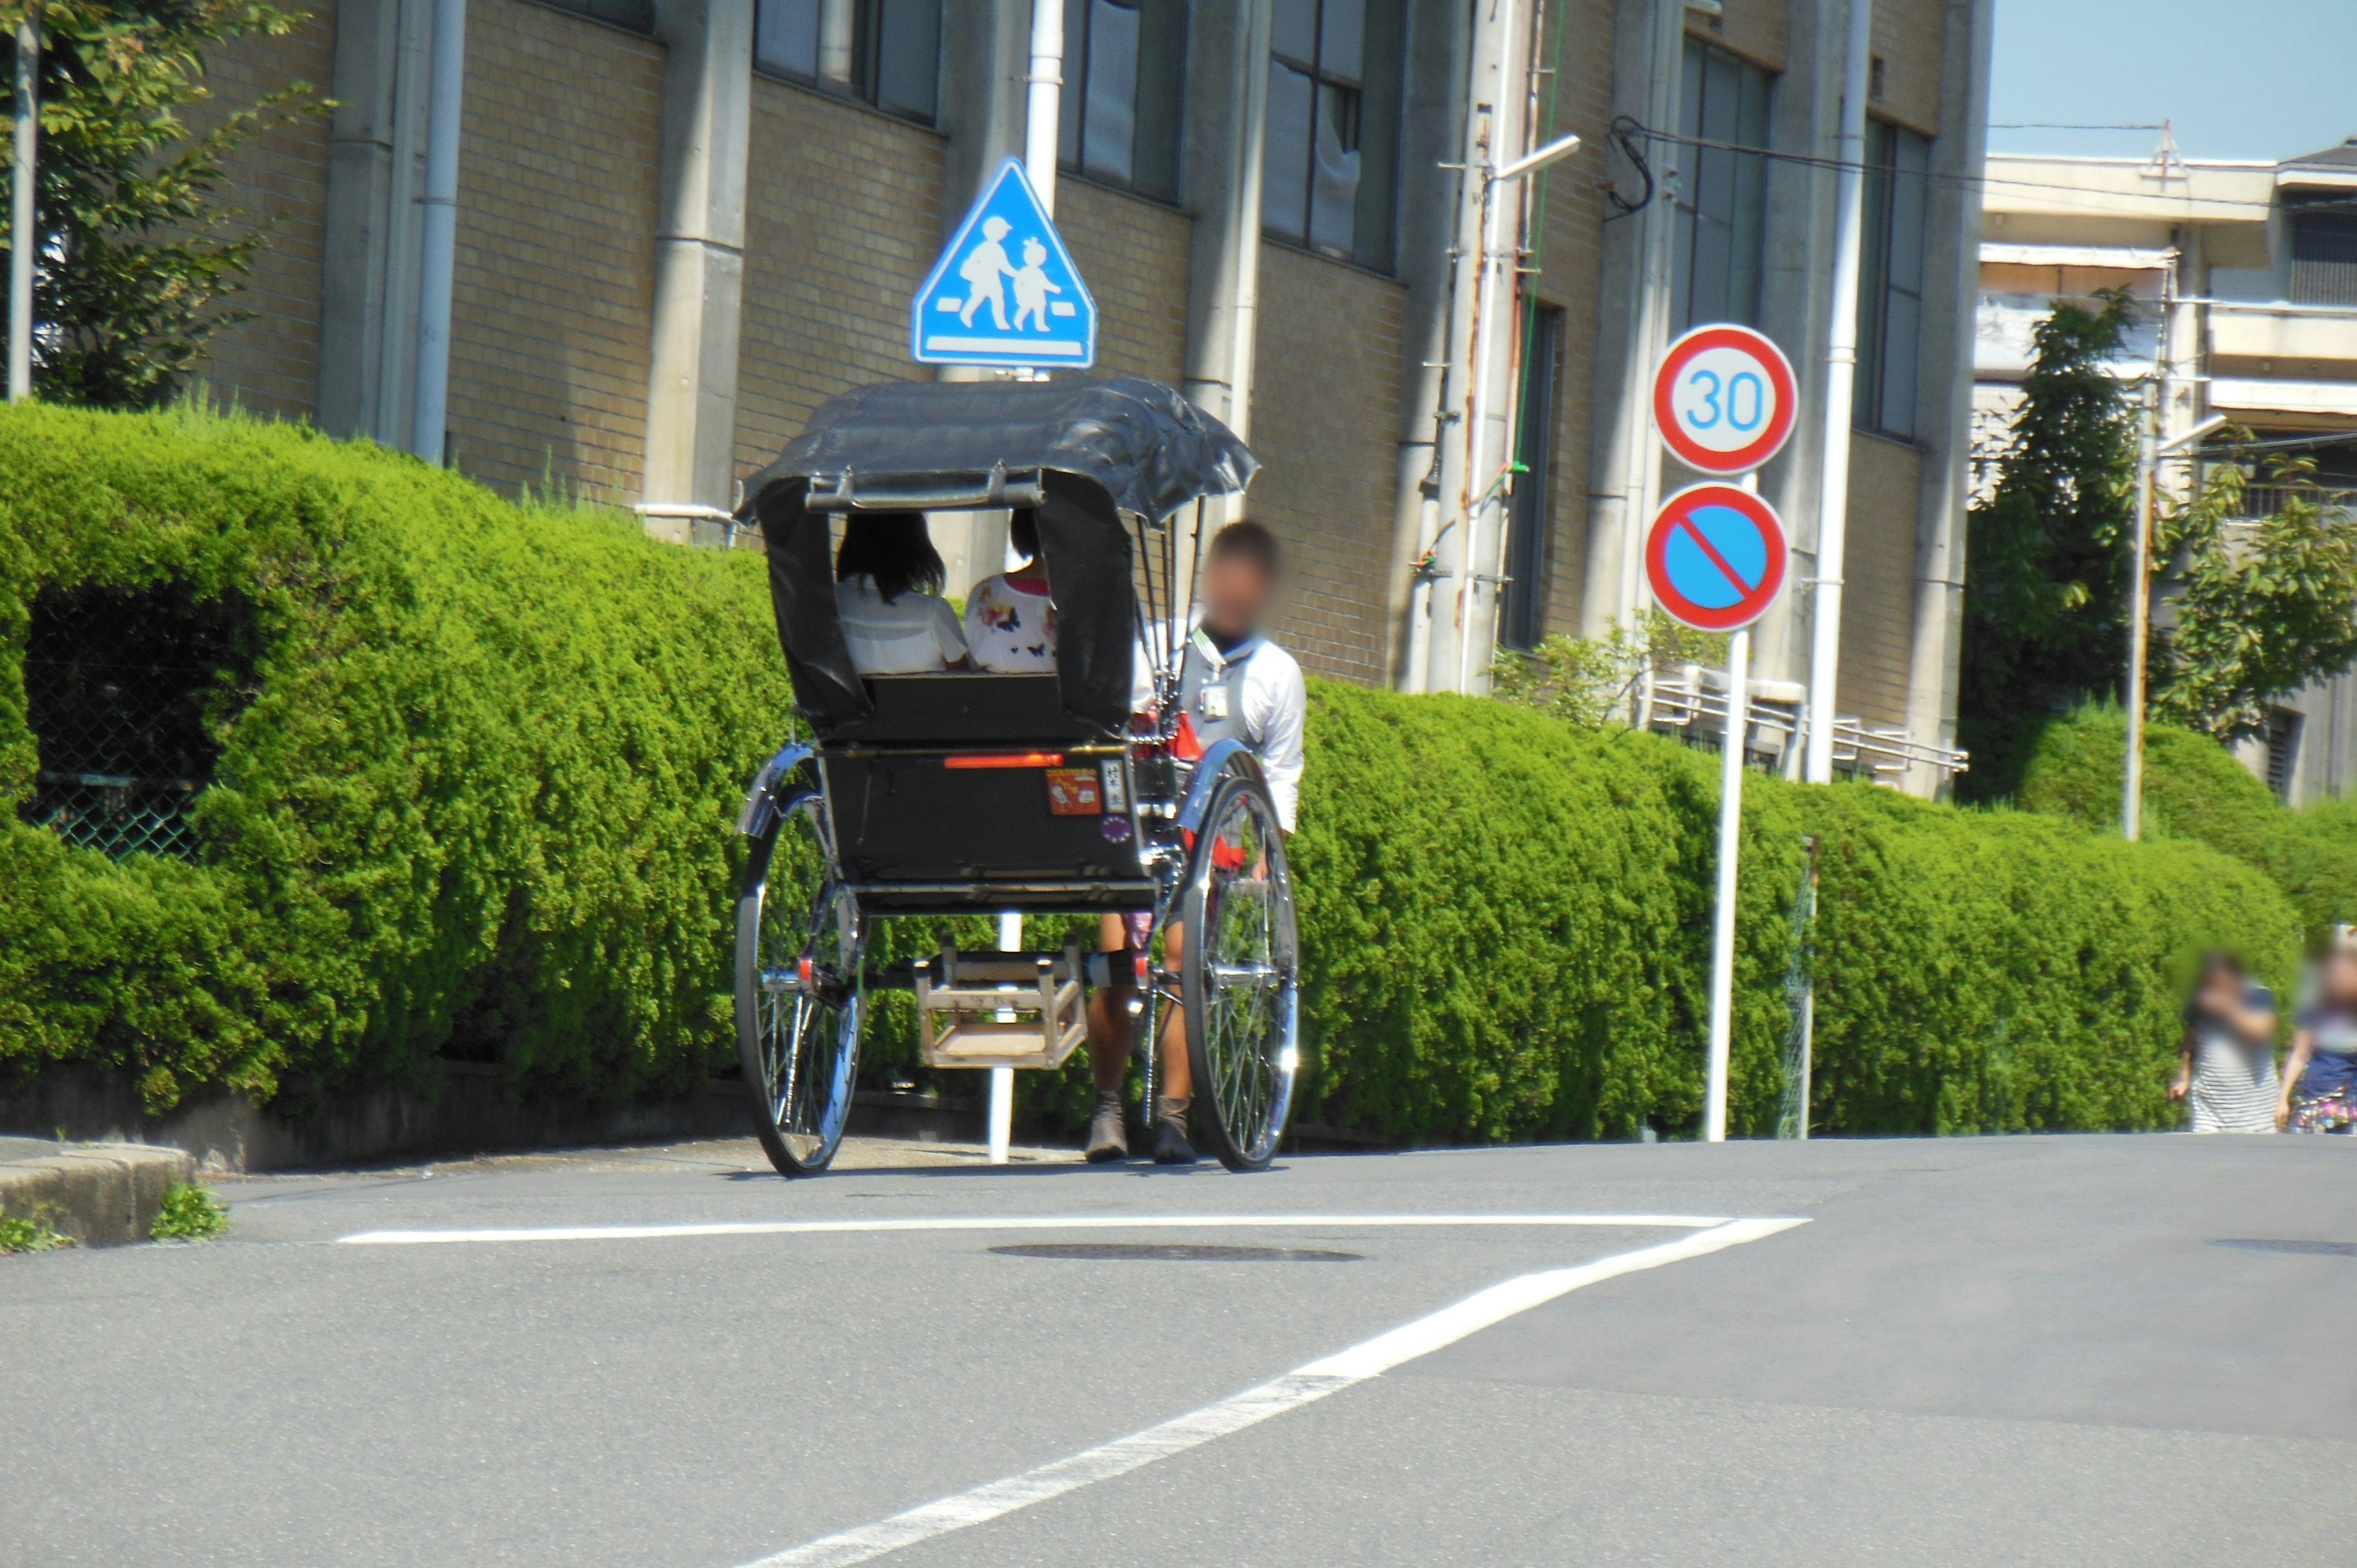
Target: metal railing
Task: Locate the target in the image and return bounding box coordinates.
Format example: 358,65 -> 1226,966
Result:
1643,665 -> 1970,784
2231,484 -> 2357,522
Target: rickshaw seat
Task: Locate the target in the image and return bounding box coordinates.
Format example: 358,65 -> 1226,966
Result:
817,673 -> 1108,746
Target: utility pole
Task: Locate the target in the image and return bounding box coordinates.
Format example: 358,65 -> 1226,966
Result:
2124,404 -> 2226,841
984,0 -> 1066,1164
9,9 -> 36,403
1453,129 -> 1583,692
2123,376 -> 2159,843
1803,0 -> 1872,783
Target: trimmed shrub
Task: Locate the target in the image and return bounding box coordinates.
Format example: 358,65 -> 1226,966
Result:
0,402 -> 793,1113
1787,784 -> 2294,1135
2018,705 -> 2357,935
0,404 -> 2308,1141
1292,685 -> 2300,1140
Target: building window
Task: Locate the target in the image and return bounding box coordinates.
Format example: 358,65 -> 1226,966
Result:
1262,0 -> 1405,272
1058,0 -> 1186,201
1500,304 -> 1565,651
2266,708 -> 2304,802
1673,39 -> 1772,331
2290,202 -> 2357,307
1854,118 -> 1929,439
755,0 -> 941,125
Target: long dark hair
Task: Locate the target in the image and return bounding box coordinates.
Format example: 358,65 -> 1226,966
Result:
836,511 -> 945,603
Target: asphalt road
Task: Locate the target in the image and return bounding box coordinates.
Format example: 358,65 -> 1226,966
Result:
7,1131 -> 2355,1566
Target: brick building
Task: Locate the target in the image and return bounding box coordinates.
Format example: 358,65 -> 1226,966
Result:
186,0 -> 1991,788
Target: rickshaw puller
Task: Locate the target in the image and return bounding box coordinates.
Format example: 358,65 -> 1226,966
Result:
1085,520 -> 1305,1165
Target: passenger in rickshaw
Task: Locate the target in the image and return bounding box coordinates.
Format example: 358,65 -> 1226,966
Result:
962,509 -> 1058,673
1083,519 -> 1307,1165
834,510 -> 970,673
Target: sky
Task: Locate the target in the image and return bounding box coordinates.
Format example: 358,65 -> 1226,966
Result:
1987,0 -> 2357,164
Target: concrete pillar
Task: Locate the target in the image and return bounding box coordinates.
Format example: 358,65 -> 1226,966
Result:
1383,0 -> 1468,687
1729,0 -> 1848,700
1577,0 -> 1684,639
316,0 -> 429,443
1180,0 -> 1273,442
641,0 -> 755,546
1899,0 -> 1993,795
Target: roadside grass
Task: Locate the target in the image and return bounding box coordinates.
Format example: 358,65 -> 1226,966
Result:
151,1183 -> 230,1242
0,1213 -> 72,1253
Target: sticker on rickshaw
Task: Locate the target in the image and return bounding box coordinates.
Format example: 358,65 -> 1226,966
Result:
1045,768 -> 1104,815
1099,760 -> 1129,813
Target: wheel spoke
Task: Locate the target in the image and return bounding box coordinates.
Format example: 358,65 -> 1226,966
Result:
738,791 -> 864,1173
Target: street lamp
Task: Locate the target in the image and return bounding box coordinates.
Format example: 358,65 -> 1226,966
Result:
2124,409 -> 2227,841
1450,132 -> 1580,691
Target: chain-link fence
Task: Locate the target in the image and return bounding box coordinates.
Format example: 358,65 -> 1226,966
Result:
18,586 -> 252,862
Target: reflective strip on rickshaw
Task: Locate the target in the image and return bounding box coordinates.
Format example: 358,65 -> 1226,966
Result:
942,752 -> 1065,770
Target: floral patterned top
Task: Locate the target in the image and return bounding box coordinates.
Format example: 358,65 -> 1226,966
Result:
962,573 -> 1058,673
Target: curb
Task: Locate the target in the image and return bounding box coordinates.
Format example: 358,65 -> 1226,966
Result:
0,1140 -> 194,1248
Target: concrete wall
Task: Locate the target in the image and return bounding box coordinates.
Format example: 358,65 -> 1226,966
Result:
1870,0 -> 1945,135
1839,431 -> 1922,727
1057,180 -> 1191,385
184,6 -> 339,421
731,77 -> 942,474
444,0 -> 665,501
1250,247 -> 1406,682
158,0 -> 1983,744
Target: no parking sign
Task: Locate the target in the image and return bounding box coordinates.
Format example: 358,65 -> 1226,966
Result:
1646,483 -> 1788,632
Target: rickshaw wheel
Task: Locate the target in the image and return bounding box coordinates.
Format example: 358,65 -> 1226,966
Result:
1181,772 -> 1300,1172
735,784 -> 864,1176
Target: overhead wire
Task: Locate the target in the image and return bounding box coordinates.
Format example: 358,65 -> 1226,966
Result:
1615,121 -> 2357,217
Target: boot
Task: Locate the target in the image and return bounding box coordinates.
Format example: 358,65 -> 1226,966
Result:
1085,1091 -> 1129,1163
1151,1095 -> 1197,1165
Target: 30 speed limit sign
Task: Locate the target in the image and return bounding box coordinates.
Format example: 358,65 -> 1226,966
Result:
1652,323 -> 1797,475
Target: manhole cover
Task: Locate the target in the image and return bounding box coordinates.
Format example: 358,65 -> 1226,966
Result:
2209,1238 -> 2357,1258
988,1242 -> 1363,1262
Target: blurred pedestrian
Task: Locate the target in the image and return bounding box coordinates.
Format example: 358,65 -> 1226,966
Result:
2278,948 -> 2357,1134
2170,952 -> 2279,1134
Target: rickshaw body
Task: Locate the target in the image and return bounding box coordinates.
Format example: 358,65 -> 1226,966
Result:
732,376 -> 1301,1175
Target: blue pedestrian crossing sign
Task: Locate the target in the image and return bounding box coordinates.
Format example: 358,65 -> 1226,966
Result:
911,159 -> 1096,369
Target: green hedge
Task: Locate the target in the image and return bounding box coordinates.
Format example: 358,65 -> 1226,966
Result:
0,404 -> 2309,1138
2018,705 -> 2357,935
0,403 -> 792,1113
1290,686 -> 2299,1139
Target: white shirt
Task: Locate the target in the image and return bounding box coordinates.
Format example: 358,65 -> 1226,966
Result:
962,573 -> 1058,672
1133,622 -> 1307,833
835,576 -> 967,674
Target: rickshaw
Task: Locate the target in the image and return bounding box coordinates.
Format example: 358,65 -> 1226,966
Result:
730,376 -> 1301,1176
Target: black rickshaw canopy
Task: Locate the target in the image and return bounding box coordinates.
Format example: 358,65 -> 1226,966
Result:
743,376 -> 1256,736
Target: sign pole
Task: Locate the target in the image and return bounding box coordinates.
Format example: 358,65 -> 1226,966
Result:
1649,323 -> 1794,1146
1707,622 -> 1747,1143
1703,468 -> 1762,1145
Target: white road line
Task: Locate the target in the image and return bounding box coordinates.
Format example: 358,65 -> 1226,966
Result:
734,1217 -> 1808,1568
334,1212 -> 1736,1246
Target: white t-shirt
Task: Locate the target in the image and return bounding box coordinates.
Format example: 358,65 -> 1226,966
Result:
835,576 -> 967,674
962,573 -> 1058,672
1132,622 -> 1307,833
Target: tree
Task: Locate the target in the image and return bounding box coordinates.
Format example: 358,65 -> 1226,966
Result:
1492,611 -> 1728,729
2151,450 -> 2357,740
1957,290 -> 2139,797
1,0 -> 317,409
